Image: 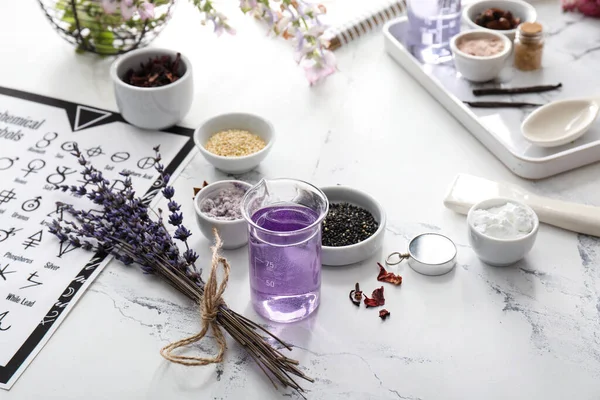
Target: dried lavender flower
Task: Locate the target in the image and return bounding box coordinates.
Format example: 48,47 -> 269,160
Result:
48,143 -> 312,396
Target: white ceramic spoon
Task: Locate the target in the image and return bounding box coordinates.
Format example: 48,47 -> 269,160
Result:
521,98 -> 600,148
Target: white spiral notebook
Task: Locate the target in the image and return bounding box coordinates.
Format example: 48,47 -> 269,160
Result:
321,0 -> 487,50
322,0 -> 406,50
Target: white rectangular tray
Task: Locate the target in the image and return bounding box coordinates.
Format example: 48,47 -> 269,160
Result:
383,3 -> 600,179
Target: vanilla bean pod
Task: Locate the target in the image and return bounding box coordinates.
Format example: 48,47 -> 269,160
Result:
464,101 -> 542,108
473,83 -> 562,96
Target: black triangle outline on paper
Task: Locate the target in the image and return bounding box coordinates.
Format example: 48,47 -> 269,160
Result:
73,106 -> 113,131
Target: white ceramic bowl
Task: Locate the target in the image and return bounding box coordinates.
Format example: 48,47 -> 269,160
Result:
462,0 -> 537,40
110,48 -> 193,130
467,197 -> 539,266
194,113 -> 274,175
193,180 -> 253,250
320,186 -> 386,266
450,29 -> 512,82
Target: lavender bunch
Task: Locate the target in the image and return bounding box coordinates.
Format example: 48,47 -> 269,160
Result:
49,144 -> 312,396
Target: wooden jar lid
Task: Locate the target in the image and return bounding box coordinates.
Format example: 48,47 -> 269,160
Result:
520,22 -> 542,35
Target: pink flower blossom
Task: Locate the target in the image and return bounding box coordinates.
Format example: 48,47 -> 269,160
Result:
302,50 -> 336,85
101,0 -> 118,14
120,0 -> 135,20
138,2 -> 155,21
562,0 -> 600,17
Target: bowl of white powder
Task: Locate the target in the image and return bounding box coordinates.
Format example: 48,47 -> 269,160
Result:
467,198 -> 538,266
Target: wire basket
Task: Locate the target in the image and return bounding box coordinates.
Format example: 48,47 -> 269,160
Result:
38,0 -> 175,55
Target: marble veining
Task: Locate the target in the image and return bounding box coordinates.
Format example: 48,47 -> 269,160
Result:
3,1 -> 600,399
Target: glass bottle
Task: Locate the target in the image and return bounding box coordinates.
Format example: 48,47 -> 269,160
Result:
514,22 -> 544,71
241,179 -> 328,323
406,0 -> 462,64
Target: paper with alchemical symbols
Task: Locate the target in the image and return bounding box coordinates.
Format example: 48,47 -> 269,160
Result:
0,86 -> 195,389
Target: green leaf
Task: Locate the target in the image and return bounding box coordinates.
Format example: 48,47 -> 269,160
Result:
94,43 -> 119,55
63,16 -> 76,26
95,30 -> 115,44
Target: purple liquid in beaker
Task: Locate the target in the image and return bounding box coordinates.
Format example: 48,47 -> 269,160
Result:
248,204 -> 321,323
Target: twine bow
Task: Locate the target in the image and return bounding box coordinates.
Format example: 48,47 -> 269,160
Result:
160,228 -> 230,366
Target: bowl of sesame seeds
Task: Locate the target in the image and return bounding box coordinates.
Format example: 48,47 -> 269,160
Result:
194,112 -> 274,174
320,186 -> 386,266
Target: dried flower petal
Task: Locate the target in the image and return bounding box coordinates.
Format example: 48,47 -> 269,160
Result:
379,309 -> 391,320
377,263 -> 402,286
349,282 -> 362,307
364,286 -> 385,308
193,181 -> 210,198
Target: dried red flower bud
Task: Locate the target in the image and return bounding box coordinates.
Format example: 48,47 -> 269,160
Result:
349,282 -> 362,307
379,309 -> 391,320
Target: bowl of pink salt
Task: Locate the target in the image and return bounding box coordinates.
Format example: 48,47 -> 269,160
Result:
193,180 -> 253,250
450,29 -> 512,82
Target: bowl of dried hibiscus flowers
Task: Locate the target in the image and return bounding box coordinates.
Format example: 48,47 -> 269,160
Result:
110,48 -> 193,130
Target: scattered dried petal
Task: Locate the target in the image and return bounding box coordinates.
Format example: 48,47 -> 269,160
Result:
364,286 -> 385,308
379,309 -> 391,320
193,181 -> 210,198
377,263 -> 402,286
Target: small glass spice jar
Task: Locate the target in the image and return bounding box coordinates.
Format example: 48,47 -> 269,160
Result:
514,22 -> 544,71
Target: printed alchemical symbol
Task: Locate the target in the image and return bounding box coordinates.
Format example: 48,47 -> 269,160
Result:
0,311 -> 11,331
76,178 -> 93,190
0,227 -> 22,242
22,229 -> 43,250
46,166 -> 76,185
137,156 -> 156,170
0,264 -> 15,281
41,310 -> 59,326
152,176 -> 163,188
21,158 -> 46,177
20,271 -> 43,290
21,196 -> 42,212
62,287 -> 76,298
86,146 -> 104,158
110,179 -> 127,192
111,152 -> 130,163
0,188 -> 17,204
47,203 -> 69,220
57,240 -> 77,258
61,141 -> 77,152
35,132 -> 58,149
0,157 -> 18,170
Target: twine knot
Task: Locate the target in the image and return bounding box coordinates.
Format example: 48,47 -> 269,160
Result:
160,228 -> 230,366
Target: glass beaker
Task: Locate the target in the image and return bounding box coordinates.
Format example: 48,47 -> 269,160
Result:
406,0 -> 462,64
241,178 -> 328,323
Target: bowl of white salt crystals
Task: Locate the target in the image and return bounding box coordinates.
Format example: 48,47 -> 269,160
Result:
193,180 -> 253,249
467,198 -> 539,266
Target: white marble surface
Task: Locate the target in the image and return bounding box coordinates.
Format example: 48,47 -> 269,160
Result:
1,1 -> 600,399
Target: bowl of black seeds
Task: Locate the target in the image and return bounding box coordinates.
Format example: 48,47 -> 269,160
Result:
320,186 -> 386,266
